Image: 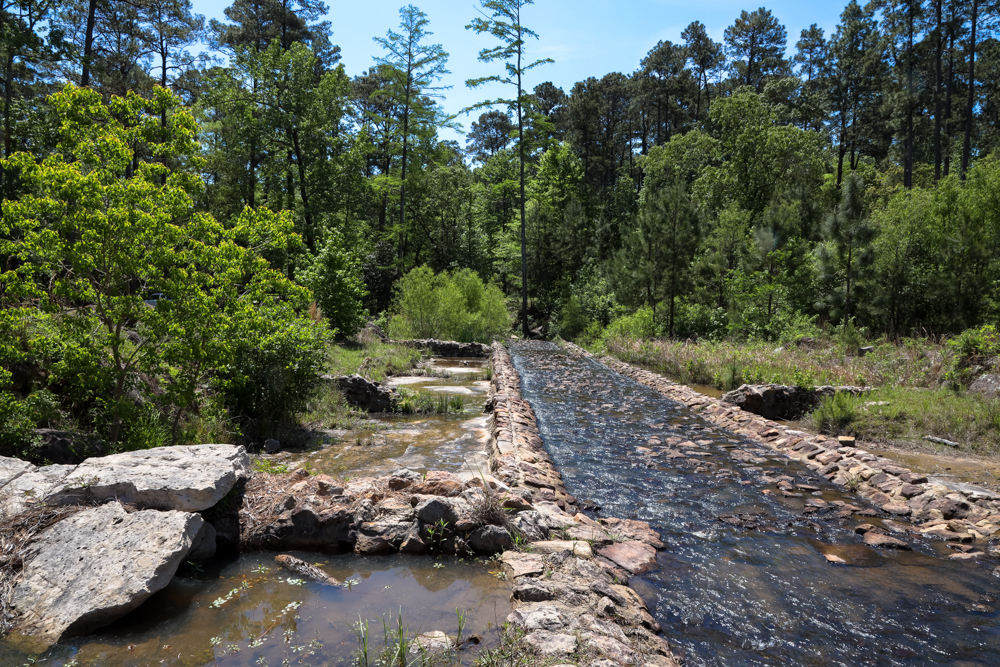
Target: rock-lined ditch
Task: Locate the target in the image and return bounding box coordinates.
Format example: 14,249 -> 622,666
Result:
1,342 -> 681,666
568,343 -> 1000,561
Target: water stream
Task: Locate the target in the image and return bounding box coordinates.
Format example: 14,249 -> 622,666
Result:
510,341 -> 1000,667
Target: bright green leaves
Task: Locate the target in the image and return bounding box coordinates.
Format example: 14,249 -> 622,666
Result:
0,83 -> 317,446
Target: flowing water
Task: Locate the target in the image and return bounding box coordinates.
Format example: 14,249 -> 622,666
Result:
0,554 -> 511,667
277,358 -> 492,479
510,341 -> 1000,667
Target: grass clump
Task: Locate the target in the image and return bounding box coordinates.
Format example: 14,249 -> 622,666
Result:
843,387 -> 1000,455
811,392 -> 858,435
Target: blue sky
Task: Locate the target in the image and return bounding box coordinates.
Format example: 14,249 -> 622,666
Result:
195,0 -> 850,142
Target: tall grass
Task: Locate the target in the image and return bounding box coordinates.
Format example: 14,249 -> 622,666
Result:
604,335 -> 951,390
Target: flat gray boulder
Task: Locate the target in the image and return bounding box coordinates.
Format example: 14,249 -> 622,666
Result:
12,502 -> 203,644
47,444 -> 249,512
0,456 -> 35,488
1,465 -> 76,517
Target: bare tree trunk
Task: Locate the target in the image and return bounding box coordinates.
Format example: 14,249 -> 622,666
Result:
934,0 -> 943,180
961,0 -> 978,180
82,0 -> 98,86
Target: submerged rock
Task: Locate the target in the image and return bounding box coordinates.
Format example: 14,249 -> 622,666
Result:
12,502 -> 203,645
274,554 -> 342,586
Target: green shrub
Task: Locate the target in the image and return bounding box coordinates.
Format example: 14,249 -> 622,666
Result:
603,306 -> 657,342
387,266 -> 510,343
300,231 -> 368,338
558,296 -> 589,340
812,392 -> 857,435
216,307 -> 329,430
944,325 -> 1000,387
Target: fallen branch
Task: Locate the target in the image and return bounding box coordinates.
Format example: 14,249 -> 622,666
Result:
923,435 -> 960,448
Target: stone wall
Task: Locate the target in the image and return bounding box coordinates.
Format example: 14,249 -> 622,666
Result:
397,339 -> 491,357
563,343 -> 1000,559
486,343 -> 578,511
486,343 -> 680,666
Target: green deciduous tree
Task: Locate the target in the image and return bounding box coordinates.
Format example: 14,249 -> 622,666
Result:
0,84 -> 314,444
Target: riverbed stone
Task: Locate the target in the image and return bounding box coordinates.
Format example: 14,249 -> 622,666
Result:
584,634 -> 640,665
410,470 -> 464,497
414,497 -> 459,525
530,540 -> 593,558
881,502 -> 912,516
46,444 -> 249,512
597,541 -> 658,575
501,551 -> 546,578
863,532 -> 912,549
469,524 -> 513,554
524,630 -> 577,656
12,502 -> 203,644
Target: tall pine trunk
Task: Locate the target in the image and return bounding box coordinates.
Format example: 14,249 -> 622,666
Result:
961,0 -> 978,179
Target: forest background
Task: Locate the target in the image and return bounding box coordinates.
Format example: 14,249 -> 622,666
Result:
3,0 -> 1000,458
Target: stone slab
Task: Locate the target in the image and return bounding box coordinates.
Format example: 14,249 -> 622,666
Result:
47,444 -> 249,512
12,502 -> 203,644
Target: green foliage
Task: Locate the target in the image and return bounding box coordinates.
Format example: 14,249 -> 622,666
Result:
215,308 -> 329,430
603,306 -> 657,342
0,84 -> 321,453
943,325 -> 1000,387
558,296 -> 588,340
387,266 -> 510,342
812,392 -> 858,435
301,230 -> 368,337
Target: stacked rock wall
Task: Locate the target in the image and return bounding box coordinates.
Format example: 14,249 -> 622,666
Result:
486,344 -> 578,511
562,343 -> 1000,556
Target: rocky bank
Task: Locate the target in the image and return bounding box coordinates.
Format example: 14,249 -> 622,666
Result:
564,342 -> 1000,563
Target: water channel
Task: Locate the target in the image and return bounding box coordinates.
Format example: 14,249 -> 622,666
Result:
509,341 -> 1000,667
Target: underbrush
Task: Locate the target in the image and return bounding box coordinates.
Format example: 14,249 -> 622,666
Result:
601,335 -> 956,390
808,387 -> 1000,455
327,337 -> 424,383
397,389 -> 466,415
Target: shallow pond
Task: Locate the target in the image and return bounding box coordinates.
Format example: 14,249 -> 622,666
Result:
276,358 -> 492,480
0,554 -> 511,667
510,341 -> 1000,667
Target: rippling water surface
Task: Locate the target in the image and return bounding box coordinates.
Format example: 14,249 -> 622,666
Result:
510,341 -> 1000,667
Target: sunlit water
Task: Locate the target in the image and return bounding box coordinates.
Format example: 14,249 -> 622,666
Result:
510,341 -> 1000,667
279,358 -> 492,479
0,554 -> 510,667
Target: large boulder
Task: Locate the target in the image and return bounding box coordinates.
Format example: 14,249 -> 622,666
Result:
12,502 -> 204,645
326,374 -> 395,412
969,374 -> 1000,399
46,444 -> 249,512
722,384 -> 868,420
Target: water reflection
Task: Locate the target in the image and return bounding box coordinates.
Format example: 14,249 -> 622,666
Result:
510,341 -> 1000,667
0,554 -> 511,667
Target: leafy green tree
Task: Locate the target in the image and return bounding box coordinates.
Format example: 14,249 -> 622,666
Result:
300,229 -> 368,337
387,266 -> 509,342
466,0 -> 552,338
0,84 -> 312,444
